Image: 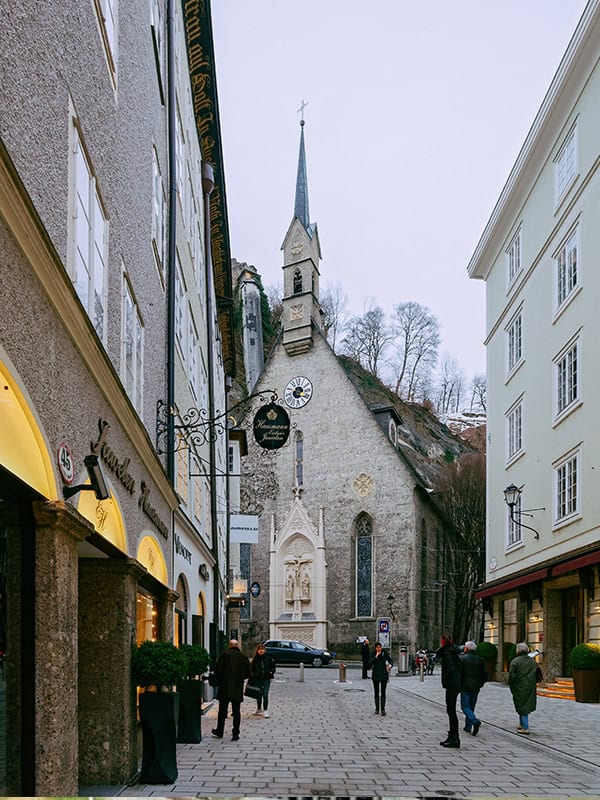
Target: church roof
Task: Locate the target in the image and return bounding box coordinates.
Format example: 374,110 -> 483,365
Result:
294,121 -> 310,231
337,354 -> 476,489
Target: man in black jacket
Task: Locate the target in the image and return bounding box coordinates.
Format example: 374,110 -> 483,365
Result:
436,632 -> 462,748
460,640 -> 487,736
211,639 -> 251,742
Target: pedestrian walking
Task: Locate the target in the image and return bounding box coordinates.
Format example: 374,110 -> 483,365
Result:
211,639 -> 251,742
460,640 -> 486,736
250,642 -> 276,718
361,637 -> 370,679
369,642 -> 393,715
437,632 -> 462,748
508,642 -> 537,734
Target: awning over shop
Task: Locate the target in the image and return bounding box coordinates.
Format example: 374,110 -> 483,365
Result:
552,549 -> 600,576
475,568 -> 548,600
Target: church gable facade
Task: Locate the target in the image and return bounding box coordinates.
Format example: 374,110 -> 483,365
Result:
235,120 -> 470,656
240,329 -> 449,653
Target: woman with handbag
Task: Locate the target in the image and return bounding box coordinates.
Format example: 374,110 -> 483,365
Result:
249,643 -> 276,717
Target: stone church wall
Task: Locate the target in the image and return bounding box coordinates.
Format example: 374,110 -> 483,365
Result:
241,333 -> 432,654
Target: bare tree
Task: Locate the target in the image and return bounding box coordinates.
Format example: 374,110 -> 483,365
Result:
434,353 -> 465,415
341,304 -> 393,377
390,302 -> 440,401
469,373 -> 487,413
433,453 -> 486,643
320,282 -> 349,352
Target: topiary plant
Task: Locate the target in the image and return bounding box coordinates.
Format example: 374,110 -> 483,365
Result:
179,643 -> 210,679
475,641 -> 498,662
570,642 -> 600,671
132,640 -> 186,690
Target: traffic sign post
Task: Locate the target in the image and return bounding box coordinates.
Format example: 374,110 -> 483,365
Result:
377,617 -> 391,650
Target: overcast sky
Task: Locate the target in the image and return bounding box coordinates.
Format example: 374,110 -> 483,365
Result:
212,1 -> 588,383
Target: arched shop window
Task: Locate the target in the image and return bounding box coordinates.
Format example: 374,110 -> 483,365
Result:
174,574 -> 188,646
136,589 -> 158,644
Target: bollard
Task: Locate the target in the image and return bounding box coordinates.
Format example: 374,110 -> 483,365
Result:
299,662 -> 305,682
339,663 -> 347,683
419,661 -> 425,682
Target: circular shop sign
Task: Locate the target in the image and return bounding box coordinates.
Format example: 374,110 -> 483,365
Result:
253,403 -> 290,450
57,443 -> 75,484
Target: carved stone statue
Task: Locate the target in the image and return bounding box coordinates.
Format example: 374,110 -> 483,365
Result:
301,571 -> 310,601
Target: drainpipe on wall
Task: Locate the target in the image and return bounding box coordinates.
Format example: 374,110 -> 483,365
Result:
201,161 -> 222,655
165,0 -> 177,485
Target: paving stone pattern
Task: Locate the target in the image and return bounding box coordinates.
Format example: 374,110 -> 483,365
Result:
115,668 -> 600,798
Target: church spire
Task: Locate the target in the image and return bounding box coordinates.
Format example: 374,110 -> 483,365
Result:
294,103 -> 310,230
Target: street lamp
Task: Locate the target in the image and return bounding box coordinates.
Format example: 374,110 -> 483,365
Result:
503,484 -> 543,539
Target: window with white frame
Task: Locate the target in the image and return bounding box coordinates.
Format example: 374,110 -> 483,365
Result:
94,0 -> 118,75
122,275 -> 144,415
72,126 -> 108,341
176,442 -> 189,504
554,124 -> 577,203
151,148 -> 166,278
175,256 -> 186,356
555,450 -> 579,523
175,107 -> 185,203
507,400 -> 523,461
506,227 -> 521,285
507,312 -> 522,374
555,227 -> 578,309
555,339 -> 578,416
507,492 -> 522,547
188,310 -> 199,400
150,0 -> 164,81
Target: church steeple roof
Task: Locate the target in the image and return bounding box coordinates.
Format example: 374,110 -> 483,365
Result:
294,119 -> 310,231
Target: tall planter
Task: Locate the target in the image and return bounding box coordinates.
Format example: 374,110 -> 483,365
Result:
570,643 -> 600,703
177,679 -> 203,743
572,670 -> 600,703
139,691 -> 180,783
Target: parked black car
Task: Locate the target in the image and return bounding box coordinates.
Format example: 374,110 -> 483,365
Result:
263,639 -> 336,667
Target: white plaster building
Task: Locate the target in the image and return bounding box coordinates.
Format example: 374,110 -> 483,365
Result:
468,0 -> 600,678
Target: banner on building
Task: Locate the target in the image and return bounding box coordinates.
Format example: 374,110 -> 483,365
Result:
230,514 -> 259,543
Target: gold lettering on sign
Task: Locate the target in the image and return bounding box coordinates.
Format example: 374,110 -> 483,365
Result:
90,419 -> 136,494
95,501 -> 108,532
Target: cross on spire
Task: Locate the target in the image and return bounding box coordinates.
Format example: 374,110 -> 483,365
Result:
297,99 -> 308,126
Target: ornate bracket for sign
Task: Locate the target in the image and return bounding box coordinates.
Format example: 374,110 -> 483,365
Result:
155,389 -> 279,455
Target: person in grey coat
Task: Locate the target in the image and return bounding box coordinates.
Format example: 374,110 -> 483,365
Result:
460,640 -> 487,736
508,642 -> 537,734
211,639 -> 251,741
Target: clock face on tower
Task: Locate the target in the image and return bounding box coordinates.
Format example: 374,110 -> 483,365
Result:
284,376 -> 313,409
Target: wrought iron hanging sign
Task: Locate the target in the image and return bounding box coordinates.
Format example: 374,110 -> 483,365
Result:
253,403 -> 290,450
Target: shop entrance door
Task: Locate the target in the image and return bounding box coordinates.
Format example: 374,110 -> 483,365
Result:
0,467 -> 37,795
562,586 -> 584,676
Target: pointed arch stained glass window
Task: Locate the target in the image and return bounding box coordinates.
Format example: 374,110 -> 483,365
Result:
356,514 -> 372,617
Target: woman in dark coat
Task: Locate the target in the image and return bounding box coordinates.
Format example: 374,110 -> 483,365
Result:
250,643 -> 276,717
436,632 -> 462,748
508,642 -> 537,734
369,642 -> 393,715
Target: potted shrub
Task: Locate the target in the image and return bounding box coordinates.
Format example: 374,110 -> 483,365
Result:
132,640 -> 186,783
177,643 -> 210,743
570,642 -> 600,703
475,641 -> 498,682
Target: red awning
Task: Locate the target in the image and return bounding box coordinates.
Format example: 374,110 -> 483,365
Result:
475,568 -> 548,600
552,549 -> 600,577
